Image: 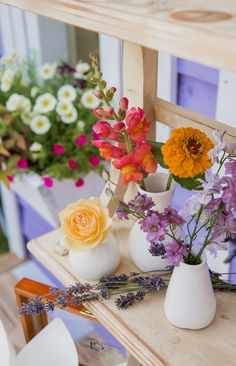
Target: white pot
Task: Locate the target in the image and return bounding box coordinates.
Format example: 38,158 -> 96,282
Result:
67,234 -> 121,281
164,259 -> 216,329
128,173 -> 175,271
128,221 -> 169,271
138,173 -> 175,212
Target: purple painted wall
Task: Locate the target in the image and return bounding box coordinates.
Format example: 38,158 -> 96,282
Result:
177,59 -> 219,118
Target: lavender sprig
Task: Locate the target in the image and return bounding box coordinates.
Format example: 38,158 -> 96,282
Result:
19,270 -> 236,316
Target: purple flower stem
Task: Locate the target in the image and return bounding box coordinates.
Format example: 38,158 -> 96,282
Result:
195,205 -> 224,263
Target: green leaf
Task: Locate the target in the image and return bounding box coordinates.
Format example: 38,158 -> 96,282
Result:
172,174 -> 205,191
149,140 -> 168,169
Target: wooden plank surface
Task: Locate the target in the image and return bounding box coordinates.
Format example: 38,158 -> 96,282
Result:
0,271 -> 25,352
1,0 -> 236,72
155,97 -> 236,141
28,222 -> 236,366
0,252 -> 24,274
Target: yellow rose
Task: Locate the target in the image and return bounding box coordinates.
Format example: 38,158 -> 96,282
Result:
59,198 -> 112,252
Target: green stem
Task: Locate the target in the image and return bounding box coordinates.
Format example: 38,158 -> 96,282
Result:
187,205 -> 203,261
195,207 -> 223,263
166,174 -> 173,191
216,150 -> 228,175
139,180 -> 146,191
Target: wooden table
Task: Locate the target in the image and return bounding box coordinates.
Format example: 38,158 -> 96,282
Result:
2,0 -> 236,364
28,221 -> 236,366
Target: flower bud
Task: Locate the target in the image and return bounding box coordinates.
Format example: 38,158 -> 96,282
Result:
119,97 -> 129,112
99,80 -> 107,89
94,91 -> 103,99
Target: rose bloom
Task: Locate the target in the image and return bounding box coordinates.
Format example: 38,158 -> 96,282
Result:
59,198 -> 112,251
161,127 -> 214,178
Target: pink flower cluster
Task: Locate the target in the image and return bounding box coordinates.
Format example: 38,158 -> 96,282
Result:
92,97 -> 157,185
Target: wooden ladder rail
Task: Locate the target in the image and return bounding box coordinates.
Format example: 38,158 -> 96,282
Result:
101,42 -> 158,216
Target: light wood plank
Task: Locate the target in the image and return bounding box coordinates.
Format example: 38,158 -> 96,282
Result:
155,97 -> 236,141
1,0 -> 236,72
28,223 -> 236,366
0,271 -> 25,352
0,252 -> 24,274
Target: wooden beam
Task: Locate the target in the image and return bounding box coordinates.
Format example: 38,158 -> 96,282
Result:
1,0 -> 236,72
101,43 -> 158,212
155,97 -> 236,141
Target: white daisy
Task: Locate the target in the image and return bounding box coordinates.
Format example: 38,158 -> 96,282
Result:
6,94 -> 22,111
34,93 -> 57,113
61,107 -> 78,124
29,142 -> 42,152
57,84 -> 77,102
56,100 -> 73,116
74,62 -> 90,79
29,115 -> 51,134
1,68 -> 15,92
77,120 -> 85,131
39,63 -> 56,80
81,89 -> 100,109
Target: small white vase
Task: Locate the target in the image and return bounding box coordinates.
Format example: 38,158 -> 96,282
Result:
128,173 -> 175,271
67,234 -> 121,281
164,259 -> 216,329
129,221 -> 169,271
138,173 -> 175,211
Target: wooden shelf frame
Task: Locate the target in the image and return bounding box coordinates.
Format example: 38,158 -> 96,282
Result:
1,0 -> 236,72
2,1 -> 236,365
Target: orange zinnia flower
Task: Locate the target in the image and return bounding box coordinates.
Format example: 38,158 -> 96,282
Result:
161,127 -> 214,178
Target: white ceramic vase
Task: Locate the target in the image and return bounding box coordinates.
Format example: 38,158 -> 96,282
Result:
128,173 -> 176,271
164,258 -> 216,329
67,233 -> 121,281
138,173 -> 175,211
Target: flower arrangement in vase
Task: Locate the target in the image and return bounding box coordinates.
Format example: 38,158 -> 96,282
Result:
59,197 -> 120,280
111,130 -> 236,328
0,51 -> 104,188
89,52 -> 215,271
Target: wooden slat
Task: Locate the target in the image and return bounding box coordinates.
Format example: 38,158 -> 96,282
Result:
101,43 -> 158,213
155,97 -> 236,140
27,224 -> 236,366
1,0 -> 236,72
0,252 -> 24,274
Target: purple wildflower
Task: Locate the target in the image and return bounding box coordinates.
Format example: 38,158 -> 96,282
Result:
116,201 -> 130,220
225,214 -> 236,239
222,179 -> 236,212
128,193 -> 155,214
225,159 -> 236,178
163,207 -> 185,229
139,212 -> 168,243
164,240 -> 188,266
